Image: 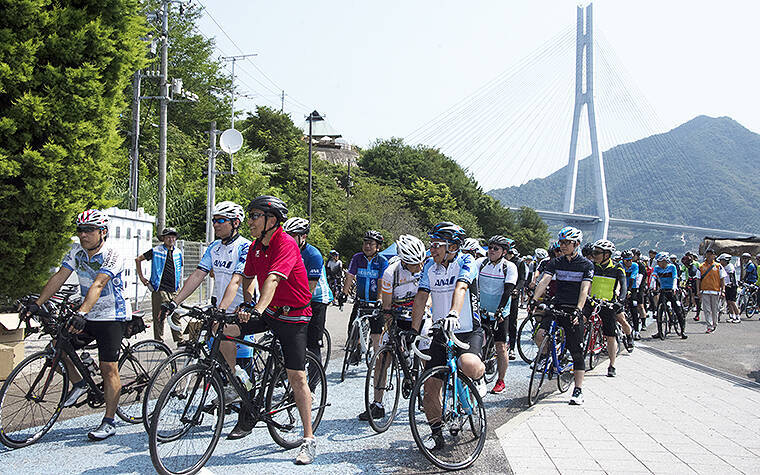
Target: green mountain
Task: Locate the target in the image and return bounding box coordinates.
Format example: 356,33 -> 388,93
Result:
489,116 -> 760,244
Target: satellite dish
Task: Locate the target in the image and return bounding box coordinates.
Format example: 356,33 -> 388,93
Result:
219,128 -> 243,154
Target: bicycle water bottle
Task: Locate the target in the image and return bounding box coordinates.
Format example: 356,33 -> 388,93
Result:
359,319 -> 370,353
454,377 -> 473,414
80,352 -> 99,378
234,365 -> 253,392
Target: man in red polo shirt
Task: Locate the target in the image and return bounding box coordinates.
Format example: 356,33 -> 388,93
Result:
217,195 -> 317,465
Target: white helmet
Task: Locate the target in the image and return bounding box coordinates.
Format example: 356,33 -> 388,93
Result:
283,217 -> 310,235
534,248 -> 548,260
461,238 -> 481,253
592,239 -> 615,253
612,250 -> 622,260
212,201 -> 244,221
76,209 -> 109,227
718,253 -> 732,262
396,234 -> 426,265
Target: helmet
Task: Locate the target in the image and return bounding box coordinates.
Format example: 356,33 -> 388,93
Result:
428,221 -> 466,245
511,248 -> 520,258
655,252 -> 669,262
461,238 -> 481,253
283,217 -> 310,235
648,249 -> 656,254
487,235 -> 513,249
534,248 -> 548,260
550,241 -> 561,252
212,201 -> 244,221
742,252 -> 752,258
593,239 -> 615,253
160,227 -> 179,238
669,254 -> 678,260
718,253 -> 731,262
582,242 -> 594,256
557,226 -> 582,243
396,234 -> 426,264
630,247 -> 641,256
247,195 -> 288,221
329,249 -> 339,256
76,209 -> 109,227
363,230 -> 384,245
621,250 -> 633,259
612,250 -> 622,260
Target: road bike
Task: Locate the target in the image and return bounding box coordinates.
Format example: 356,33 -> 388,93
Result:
341,300 -> 381,382
408,321 -> 487,471
528,304 -> 575,406
737,283 -> 758,318
479,314 -> 500,384
654,290 -> 683,339
0,288 -> 170,448
517,311 -> 539,364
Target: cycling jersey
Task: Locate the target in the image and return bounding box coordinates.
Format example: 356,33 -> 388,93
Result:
723,263 -> 737,286
326,258 -> 342,277
477,257 -> 517,314
590,259 -> 626,302
653,263 -> 679,290
623,261 -> 639,290
380,260 -> 421,319
198,235 -> 251,310
743,262 -> 758,283
300,243 -> 333,304
143,244 -> 183,292
347,252 -> 389,302
418,252 -> 480,333
61,242 -> 131,322
543,254 -> 594,307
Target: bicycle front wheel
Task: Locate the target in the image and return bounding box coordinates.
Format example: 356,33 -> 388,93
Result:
266,351 -> 327,449
341,324 -> 360,382
148,364 -> 225,475
587,326 -> 601,371
141,349 -> 198,433
365,346 -> 400,433
321,328 -> 332,372
117,339 -> 172,424
0,350 -> 68,448
517,315 -> 538,363
408,365 -> 487,471
528,338 -> 551,406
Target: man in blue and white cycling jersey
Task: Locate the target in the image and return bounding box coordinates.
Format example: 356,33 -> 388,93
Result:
411,221 -> 486,449
651,252 -> 687,340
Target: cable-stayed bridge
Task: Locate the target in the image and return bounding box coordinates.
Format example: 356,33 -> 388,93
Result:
405,3 -> 752,243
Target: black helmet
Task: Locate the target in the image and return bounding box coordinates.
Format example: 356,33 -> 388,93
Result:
582,242 -> 594,257
247,195 -> 288,222
363,230 -> 384,245
160,227 -> 178,238
621,250 -> 633,259
630,247 -> 641,256
487,235 -> 512,249
428,221 -> 466,245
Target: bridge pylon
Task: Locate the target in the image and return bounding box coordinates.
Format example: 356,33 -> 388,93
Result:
562,3 -> 609,242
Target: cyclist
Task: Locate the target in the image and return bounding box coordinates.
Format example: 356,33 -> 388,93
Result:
651,252 -> 688,339
360,234 -> 426,421
740,252 -> 757,284
621,250 -> 642,340
343,230 -> 389,363
218,195 -> 317,464
530,248 -> 549,289
581,242 -> 594,259
587,240 -> 631,377
477,235 -> 518,394
506,246 -> 528,361
461,237 -> 483,259
696,248 -> 726,333
631,248 -> 649,329
532,226 -> 592,405
612,250 -> 622,264
28,209 -> 131,440
719,254 -> 740,323
326,250 -> 344,308
683,253 -> 701,321
411,221 -> 486,449
283,217 -> 333,364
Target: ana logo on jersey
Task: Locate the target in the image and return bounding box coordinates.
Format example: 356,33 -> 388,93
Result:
213,259 -> 233,269
434,276 -> 457,287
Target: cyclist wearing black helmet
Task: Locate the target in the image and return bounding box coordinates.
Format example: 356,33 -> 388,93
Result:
581,242 -> 594,259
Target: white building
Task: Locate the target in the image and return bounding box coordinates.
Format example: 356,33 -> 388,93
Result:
105,207 -> 156,304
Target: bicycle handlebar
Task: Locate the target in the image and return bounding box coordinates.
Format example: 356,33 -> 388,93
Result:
410,321 -> 470,361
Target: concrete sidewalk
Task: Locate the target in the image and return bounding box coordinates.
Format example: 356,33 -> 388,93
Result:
496,346 -> 760,474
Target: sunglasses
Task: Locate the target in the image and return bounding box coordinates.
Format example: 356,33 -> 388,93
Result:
429,241 -> 449,249
592,250 -> 604,255
488,245 -> 502,251
76,225 -> 100,233
212,217 -> 230,224
559,240 -> 574,246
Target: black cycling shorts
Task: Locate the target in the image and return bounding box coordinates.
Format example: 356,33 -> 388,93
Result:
538,309 -> 585,370
482,316 -> 508,343
238,313 -> 309,371
73,320 -> 126,362
425,326 -> 484,371
725,285 -> 737,302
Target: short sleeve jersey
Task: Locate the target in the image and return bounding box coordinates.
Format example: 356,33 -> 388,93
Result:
543,254 -> 594,307
61,242 -> 131,322
744,262 -> 758,283
418,253 -> 480,333
477,258 -> 518,314
380,260 -> 421,319
724,263 -> 736,286
198,235 -> 251,310
347,252 -> 389,302
243,227 -> 313,323
300,243 -> 333,304
624,262 -> 639,290
653,263 -> 679,290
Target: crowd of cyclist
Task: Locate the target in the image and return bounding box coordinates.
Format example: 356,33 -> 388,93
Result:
17,196 -> 760,469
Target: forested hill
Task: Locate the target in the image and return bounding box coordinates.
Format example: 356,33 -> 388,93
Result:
489,116 -> 760,233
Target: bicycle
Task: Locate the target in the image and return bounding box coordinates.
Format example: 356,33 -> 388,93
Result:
0,291 -> 171,449
582,299 -> 605,371
328,273 -> 344,308
408,321 -> 487,471
479,314 -> 500,384
737,283 -> 758,318
341,300 -> 381,382
527,304 -> 575,407
147,311 -> 328,475
654,290 -> 683,339
517,311 -> 539,364
363,310 -> 424,433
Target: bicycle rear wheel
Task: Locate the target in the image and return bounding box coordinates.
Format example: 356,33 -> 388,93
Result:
656,306 -> 666,340
0,350 -> 68,448
341,324 -> 359,382
481,335 -> 497,384
148,364 -> 224,475
141,349 -> 198,433
320,328 -> 332,372
365,346 -> 400,433
409,366 -> 487,471
266,351 -> 327,449
117,339 -> 172,424
528,338 -> 551,406
587,325 -> 601,371
517,316 -> 538,363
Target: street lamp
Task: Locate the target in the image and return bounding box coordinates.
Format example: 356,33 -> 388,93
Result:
306,110 -> 323,222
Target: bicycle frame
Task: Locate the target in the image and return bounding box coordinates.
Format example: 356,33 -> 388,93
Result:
536,311 -> 573,379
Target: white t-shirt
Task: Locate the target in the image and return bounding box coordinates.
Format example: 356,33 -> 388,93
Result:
723,263 -> 736,286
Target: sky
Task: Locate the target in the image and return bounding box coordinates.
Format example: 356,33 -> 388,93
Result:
196,0 -> 760,190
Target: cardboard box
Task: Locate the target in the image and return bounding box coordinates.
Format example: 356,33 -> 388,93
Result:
0,341 -> 25,380
0,313 -> 25,344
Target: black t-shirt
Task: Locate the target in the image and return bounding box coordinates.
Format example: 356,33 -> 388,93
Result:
142,248 -> 176,292
544,253 -> 595,307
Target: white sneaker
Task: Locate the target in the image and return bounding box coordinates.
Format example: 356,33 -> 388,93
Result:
295,437 -> 316,465
63,385 -> 88,407
87,420 -> 116,441
476,379 -> 488,399
569,387 -> 584,406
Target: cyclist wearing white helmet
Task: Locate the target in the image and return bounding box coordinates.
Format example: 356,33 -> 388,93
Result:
718,254 -> 740,323
29,209 -> 132,441
651,252 -> 687,339
461,237 -> 484,258
532,226 -> 593,405
360,234 -> 427,421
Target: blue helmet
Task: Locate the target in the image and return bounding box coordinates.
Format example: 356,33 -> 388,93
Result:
655,252 -> 669,262
557,226 -> 583,242
428,221 -> 466,245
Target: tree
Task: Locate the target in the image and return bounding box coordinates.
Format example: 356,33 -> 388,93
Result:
0,0 -> 146,300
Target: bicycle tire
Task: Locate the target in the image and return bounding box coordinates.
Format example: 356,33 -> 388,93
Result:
365,346 -> 400,433
408,366 -> 487,471
656,305 -> 666,340
517,316 -> 538,364
481,333 -> 498,384
117,339 -> 172,424
148,363 -> 225,475
746,294 -> 758,317
528,338 -> 551,406
0,350 -> 68,449
587,324 -> 601,371
141,349 -> 197,433
321,328 -> 332,372
341,324 -> 360,382
266,351 -> 327,449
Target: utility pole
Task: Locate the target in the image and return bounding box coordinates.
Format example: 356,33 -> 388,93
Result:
206,121 -> 218,245
157,0 -> 169,233
220,53 -> 256,174
281,90 -> 285,112
129,70 -> 141,211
